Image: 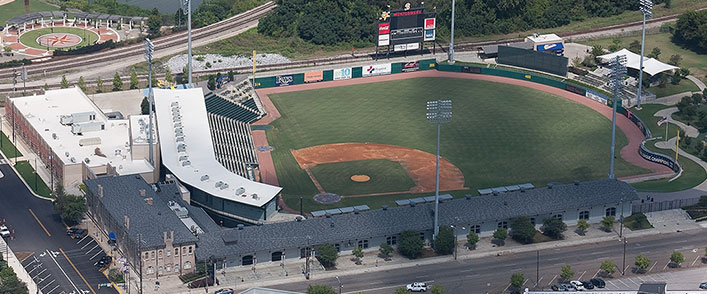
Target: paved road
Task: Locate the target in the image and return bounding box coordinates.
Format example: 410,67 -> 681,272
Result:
0,162 -> 117,294
269,229 -> 707,294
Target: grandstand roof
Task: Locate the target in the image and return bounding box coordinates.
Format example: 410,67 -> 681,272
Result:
153,88 -> 281,208
599,49 -> 678,76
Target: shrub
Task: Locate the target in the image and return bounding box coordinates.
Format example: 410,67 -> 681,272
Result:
398,230 -> 424,259
315,244 -> 338,268
510,217 -> 536,244
433,226 -> 455,255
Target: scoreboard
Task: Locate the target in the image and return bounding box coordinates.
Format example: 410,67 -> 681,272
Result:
377,6 -> 435,51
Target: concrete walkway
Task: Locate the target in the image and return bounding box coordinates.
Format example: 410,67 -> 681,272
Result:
0,233 -> 39,294
646,91 -> 694,106
653,107 -> 699,138
687,75 -> 706,91
638,137 -> 707,201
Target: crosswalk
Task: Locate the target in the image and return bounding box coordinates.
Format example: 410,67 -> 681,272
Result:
0,158 -> 9,165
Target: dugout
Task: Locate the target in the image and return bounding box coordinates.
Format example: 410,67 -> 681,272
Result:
497,45 -> 568,77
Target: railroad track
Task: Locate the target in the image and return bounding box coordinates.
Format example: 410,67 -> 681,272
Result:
0,1 -> 276,80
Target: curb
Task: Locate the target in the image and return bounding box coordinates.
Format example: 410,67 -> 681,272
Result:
0,146 -> 54,201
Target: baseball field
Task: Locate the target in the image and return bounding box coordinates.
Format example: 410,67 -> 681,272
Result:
260,75 -> 652,212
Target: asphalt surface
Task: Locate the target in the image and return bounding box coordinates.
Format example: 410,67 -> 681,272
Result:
0,162 -> 117,294
269,229 -> 707,294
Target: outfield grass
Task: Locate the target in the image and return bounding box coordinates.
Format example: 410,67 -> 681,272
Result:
19,27 -> 99,50
266,77 -> 649,212
0,131 -> 23,159
0,0 -> 57,25
14,161 -> 52,198
580,32 -> 707,86
309,159 -> 416,196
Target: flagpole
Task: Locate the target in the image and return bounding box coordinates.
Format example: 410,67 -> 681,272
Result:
665,121 -> 668,142
675,129 -> 679,162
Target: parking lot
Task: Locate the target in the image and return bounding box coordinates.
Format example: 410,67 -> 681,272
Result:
603,266 -> 707,291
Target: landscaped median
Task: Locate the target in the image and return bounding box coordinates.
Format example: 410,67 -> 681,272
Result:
0,131 -> 22,159
13,160 -> 52,198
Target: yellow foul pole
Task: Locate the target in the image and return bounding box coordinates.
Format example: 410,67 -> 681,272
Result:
675,129 -> 680,162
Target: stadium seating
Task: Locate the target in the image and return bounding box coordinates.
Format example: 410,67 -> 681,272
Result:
205,93 -> 263,124
207,113 -> 259,179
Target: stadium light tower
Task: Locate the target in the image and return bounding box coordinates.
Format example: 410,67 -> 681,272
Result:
145,38 -> 155,167
182,0 -> 193,84
608,55 -> 627,180
448,0 -> 456,64
426,100 -> 452,239
637,0 -> 653,108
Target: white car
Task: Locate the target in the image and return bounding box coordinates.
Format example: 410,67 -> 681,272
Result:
0,225 -> 10,238
406,282 -> 428,292
570,280 -> 585,291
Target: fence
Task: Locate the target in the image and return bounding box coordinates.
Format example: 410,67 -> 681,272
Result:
632,197 -> 700,214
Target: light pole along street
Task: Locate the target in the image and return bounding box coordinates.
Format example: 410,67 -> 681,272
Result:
426,100 -> 452,240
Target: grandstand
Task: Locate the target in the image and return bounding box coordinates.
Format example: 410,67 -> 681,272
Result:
204,80 -> 267,124
207,113 -> 259,180
572,70 -> 655,104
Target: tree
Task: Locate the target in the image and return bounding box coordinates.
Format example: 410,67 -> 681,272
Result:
165,67 -> 173,83
560,264 -> 574,281
466,231 -> 479,249
147,8 -> 162,34
510,217 -> 536,244
510,273 -> 524,289
648,47 -> 662,59
96,77 -> 104,93
77,76 -> 86,92
635,254 -> 651,273
670,251 -> 684,267
433,226 -> 454,255
379,243 -> 393,258
307,284 -> 336,294
669,54 -> 682,66
130,67 -> 139,89
398,230 -> 424,259
541,217 -> 567,239
659,74 -> 669,88
43,83 -> 49,91
600,260 -> 617,276
673,10 -> 707,53
227,70 -> 235,82
0,273 -> 28,294
315,244 -> 338,268
609,38 -> 622,52
352,247 -> 364,264
665,0 -> 672,8
672,71 -> 682,85
493,227 -> 508,246
207,75 -> 216,90
60,75 -> 69,88
53,192 -> 86,226
430,284 -> 445,294
590,45 -> 604,58
112,72 -> 123,91
394,287 -> 408,294
693,93 -> 704,105
601,216 -> 615,231
174,8 -> 185,26
629,40 -> 642,54
576,219 -> 590,235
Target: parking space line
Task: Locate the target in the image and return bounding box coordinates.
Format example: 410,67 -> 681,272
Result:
89,250 -> 102,260
47,249 -> 81,294
19,252 -> 35,263
577,270 -> 586,280
522,279 -> 529,286
662,261 -> 670,270
40,279 -> 55,291
80,240 -> 94,250
624,264 -> 630,273
38,273 -> 51,283
77,235 -> 90,245
592,269 -> 601,279
648,261 -> 657,272
84,244 -> 99,255
547,275 -> 557,286
59,248 -> 96,294
27,264 -> 42,274
691,255 -> 700,266
29,209 -> 51,237
32,268 -> 47,279
46,284 -> 60,294
617,279 -> 631,288
537,276 -> 544,286
607,280 -> 618,289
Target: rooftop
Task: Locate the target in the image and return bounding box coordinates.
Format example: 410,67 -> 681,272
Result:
152,88 -> 281,208
10,87 -> 153,174
526,33 -> 563,43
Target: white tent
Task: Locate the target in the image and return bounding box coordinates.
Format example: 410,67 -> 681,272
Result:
598,48 -> 678,76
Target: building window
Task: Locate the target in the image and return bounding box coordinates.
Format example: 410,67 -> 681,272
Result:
419,232 -> 425,241
175,248 -> 179,255
188,246 -> 192,254
158,266 -> 163,275
334,244 -> 341,252
606,207 -> 616,217
242,255 -> 254,266
530,218 -> 536,226
167,250 -> 171,257
158,250 -> 163,258
147,266 -> 154,274
175,265 -> 180,273
183,262 -> 192,269
300,247 -> 312,258
144,252 -> 149,260
271,251 -> 283,262
386,236 -> 398,246
166,264 -> 172,272
470,225 -> 481,234
151,252 -> 155,259
498,221 -> 508,229
357,240 -> 369,249
553,214 -> 563,221
579,211 -> 590,220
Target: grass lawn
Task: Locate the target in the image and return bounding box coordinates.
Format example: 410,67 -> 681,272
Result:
19,27 -> 99,50
14,161 -> 52,198
532,231 -> 555,243
623,213 -> 653,230
266,77 -> 648,212
580,32 -> 707,86
630,104 -> 672,137
648,81 -> 701,98
0,0 -> 57,25
309,159 -> 415,196
0,131 -> 23,158
631,140 -> 706,192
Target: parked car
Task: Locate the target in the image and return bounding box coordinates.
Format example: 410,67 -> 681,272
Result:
94,255 -> 112,270
570,280 -> 585,291
559,284 -> 575,291
550,284 -> 561,291
581,281 -> 594,290
66,228 -> 87,239
0,225 -> 9,238
590,278 -> 606,288
699,282 -> 707,290
214,289 -> 234,294
406,282 -> 428,292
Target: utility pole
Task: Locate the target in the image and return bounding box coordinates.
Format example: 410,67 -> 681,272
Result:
622,238 -> 627,276
608,55 -> 627,179
138,234 -> 143,294
536,251 -> 540,289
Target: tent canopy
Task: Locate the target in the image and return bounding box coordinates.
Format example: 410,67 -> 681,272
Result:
598,49 -> 678,76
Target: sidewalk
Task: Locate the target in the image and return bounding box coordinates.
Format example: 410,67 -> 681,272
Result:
0,234 -> 39,294
653,107 -> 699,138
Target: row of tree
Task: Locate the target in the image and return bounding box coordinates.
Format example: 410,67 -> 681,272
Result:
0,254 -> 29,294
673,10 -> 707,53
58,67 -> 169,94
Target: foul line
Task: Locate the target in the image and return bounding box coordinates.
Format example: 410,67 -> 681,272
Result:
60,248 -> 97,294
29,209 -> 51,237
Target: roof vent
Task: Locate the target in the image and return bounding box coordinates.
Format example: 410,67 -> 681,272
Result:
547,183 -> 553,189
220,183 -> 229,190
200,175 -> 209,181
330,222 -> 335,228
465,195 -> 472,200
354,208 -> 360,214
236,187 -> 245,194
492,191 -> 499,196
410,202 -> 416,207
237,224 -> 244,230
574,180 -> 580,186
503,201 -> 508,206
295,216 -> 303,222
325,213 -> 332,218
381,205 -> 388,210
520,189 -> 526,193
215,181 -> 224,188
251,193 -> 259,200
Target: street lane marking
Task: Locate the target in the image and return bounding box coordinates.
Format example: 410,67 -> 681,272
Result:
577,270 -> 586,280
59,248 -> 96,294
547,274 -> 557,286
29,209 -> 51,237
691,255 -> 700,266
47,249 -> 81,294
648,261 -> 657,272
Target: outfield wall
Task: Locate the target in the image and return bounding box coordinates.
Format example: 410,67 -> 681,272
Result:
251,59 -> 680,174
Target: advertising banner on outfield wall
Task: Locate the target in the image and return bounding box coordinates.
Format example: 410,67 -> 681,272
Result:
275,74 -> 294,86
363,63 -> 392,77
402,61 -> 419,72
586,90 -> 608,105
333,68 -> 352,80
304,71 -> 323,83
378,34 -> 390,46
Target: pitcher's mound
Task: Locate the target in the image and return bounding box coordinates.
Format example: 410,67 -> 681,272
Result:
350,175 -> 370,182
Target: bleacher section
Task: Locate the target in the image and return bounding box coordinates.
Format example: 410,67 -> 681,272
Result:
207,113 -> 259,179
573,71 -> 655,104
205,93 -> 263,124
